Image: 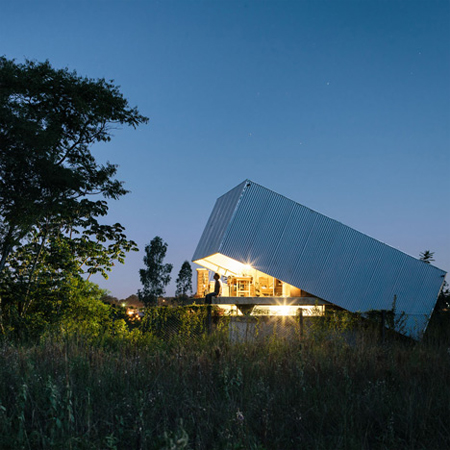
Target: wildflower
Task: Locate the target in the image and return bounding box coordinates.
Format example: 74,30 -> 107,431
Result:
236,409 -> 244,422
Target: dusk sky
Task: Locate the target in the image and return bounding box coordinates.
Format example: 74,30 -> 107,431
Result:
2,0 -> 449,299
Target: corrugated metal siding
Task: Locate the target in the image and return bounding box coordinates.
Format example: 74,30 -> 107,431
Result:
267,202 -> 318,281
193,180 -> 447,338
192,181 -> 247,262
221,183 -> 296,269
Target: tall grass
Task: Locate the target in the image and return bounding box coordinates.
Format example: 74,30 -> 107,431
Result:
0,312 -> 449,449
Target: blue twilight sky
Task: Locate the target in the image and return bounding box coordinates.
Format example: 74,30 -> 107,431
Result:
2,0 -> 449,298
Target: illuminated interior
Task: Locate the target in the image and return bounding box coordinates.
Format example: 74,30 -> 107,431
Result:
194,253 -> 307,298
251,305 -> 324,316
215,304 -> 324,317
194,253 -> 325,317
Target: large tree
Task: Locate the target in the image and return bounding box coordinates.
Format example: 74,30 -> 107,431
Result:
0,57 -> 148,273
138,237 -> 173,307
0,57 -> 147,334
175,260 -> 193,301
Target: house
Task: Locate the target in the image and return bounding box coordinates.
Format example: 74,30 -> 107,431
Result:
192,180 -> 447,339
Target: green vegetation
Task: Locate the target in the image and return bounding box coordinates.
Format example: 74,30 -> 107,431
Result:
175,261 -> 194,302
0,308 -> 449,450
1,58 -> 449,449
0,57 -> 147,337
138,237 -> 173,307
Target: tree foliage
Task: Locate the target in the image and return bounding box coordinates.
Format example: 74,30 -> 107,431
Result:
0,56 -> 148,273
0,215 -> 138,332
0,57 -> 147,336
175,260 -> 193,301
419,250 -> 435,264
437,281 -> 450,310
138,237 -> 173,307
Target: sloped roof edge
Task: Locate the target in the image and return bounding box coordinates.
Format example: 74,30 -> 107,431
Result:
193,180 -> 447,338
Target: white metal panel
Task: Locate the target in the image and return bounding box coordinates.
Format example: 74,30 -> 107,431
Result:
192,181 -> 246,262
192,180 -> 447,338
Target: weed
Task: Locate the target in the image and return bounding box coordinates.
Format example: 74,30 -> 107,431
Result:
0,309 -> 449,449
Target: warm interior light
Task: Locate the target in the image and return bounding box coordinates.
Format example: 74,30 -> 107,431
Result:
194,253 -> 323,308
251,305 -> 324,316
193,254 -> 255,277
273,305 -> 299,316
217,304 -> 243,315
251,305 -> 298,316
273,305 -> 292,316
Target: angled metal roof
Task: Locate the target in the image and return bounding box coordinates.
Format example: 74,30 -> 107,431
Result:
193,180 -> 447,338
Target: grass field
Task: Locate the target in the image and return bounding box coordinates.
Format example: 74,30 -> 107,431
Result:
0,312 -> 449,450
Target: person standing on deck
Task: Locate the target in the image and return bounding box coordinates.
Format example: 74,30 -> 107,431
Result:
205,273 -> 221,305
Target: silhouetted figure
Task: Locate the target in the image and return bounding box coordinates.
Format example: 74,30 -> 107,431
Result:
205,273 -> 221,305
